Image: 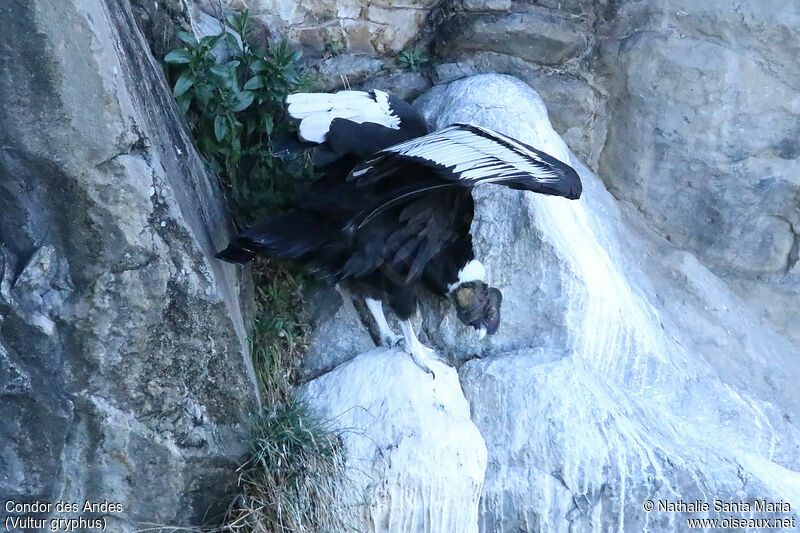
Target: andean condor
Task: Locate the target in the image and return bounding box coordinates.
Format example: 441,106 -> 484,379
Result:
216,89 -> 582,376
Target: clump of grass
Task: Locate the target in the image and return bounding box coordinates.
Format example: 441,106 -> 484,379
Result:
224,401 -> 352,533
219,261 -> 355,533
248,259 -> 309,405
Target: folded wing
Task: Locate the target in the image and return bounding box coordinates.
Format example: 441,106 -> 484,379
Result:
286,90 -> 401,143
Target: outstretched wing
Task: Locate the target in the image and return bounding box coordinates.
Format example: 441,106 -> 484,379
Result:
349,123 -> 582,200
286,90 -> 401,143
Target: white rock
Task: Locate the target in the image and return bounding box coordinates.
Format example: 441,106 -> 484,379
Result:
301,348 -> 487,532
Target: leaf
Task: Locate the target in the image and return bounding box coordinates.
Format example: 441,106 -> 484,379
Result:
177,31 -> 199,48
283,70 -> 300,85
164,48 -> 193,64
176,94 -> 192,114
263,115 -> 274,136
173,71 -> 194,97
210,64 -> 230,78
224,32 -> 242,52
244,76 -> 264,90
290,50 -> 303,62
231,10 -> 250,36
194,83 -> 212,108
214,114 -> 229,142
231,91 -> 254,112
250,59 -> 269,73
200,34 -> 225,50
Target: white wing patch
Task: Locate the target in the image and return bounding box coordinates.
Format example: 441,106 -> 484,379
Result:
356,124 -> 563,184
286,90 -> 401,143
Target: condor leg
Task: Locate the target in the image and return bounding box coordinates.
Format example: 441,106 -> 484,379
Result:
365,298 -> 403,347
398,320 -> 442,379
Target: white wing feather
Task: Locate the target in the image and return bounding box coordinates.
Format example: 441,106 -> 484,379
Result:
286,90 -> 401,143
355,124 -> 563,184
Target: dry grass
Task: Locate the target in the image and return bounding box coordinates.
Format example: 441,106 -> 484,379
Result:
223,401 -> 354,533
220,258 -> 356,533
248,259 -> 309,405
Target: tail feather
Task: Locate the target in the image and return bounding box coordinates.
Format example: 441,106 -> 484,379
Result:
215,239 -> 259,264
215,211 -> 336,265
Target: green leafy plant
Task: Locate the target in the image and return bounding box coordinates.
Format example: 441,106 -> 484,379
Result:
165,11 -> 314,225
323,32 -> 342,57
397,47 -> 429,72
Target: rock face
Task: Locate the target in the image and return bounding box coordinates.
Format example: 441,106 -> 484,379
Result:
301,349 -> 487,533
416,74 -> 800,532
433,0 -> 604,168
0,0 -> 258,530
594,0 -> 800,346
438,8 -> 589,67
244,0 -> 436,54
301,285 -> 375,381
5,0 -> 798,528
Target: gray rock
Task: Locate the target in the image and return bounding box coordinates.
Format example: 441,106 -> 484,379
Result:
462,0 -> 511,13
308,54 -> 386,91
433,54 -> 606,167
0,0 -> 258,530
129,0 -> 191,60
301,284 -> 376,381
359,70 -> 433,101
246,0 -> 436,54
594,0 -> 800,343
433,62 -> 483,84
415,74 -> 800,531
531,0 -> 595,16
437,7 -> 589,67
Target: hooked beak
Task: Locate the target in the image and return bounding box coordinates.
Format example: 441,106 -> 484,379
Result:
477,326 -> 487,340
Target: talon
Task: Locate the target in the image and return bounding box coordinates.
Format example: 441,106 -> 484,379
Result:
403,341 -> 439,376
408,352 -> 437,378
397,319 -> 443,378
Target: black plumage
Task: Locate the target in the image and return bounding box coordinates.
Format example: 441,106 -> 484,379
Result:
216,89 -> 582,375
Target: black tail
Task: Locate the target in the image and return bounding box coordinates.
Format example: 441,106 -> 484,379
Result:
215,211 -> 335,265
215,238 -> 260,264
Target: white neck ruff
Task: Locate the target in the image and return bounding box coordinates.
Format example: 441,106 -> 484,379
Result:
447,259 -> 486,293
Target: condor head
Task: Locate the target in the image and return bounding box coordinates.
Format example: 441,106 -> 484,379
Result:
450,281 -> 503,338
